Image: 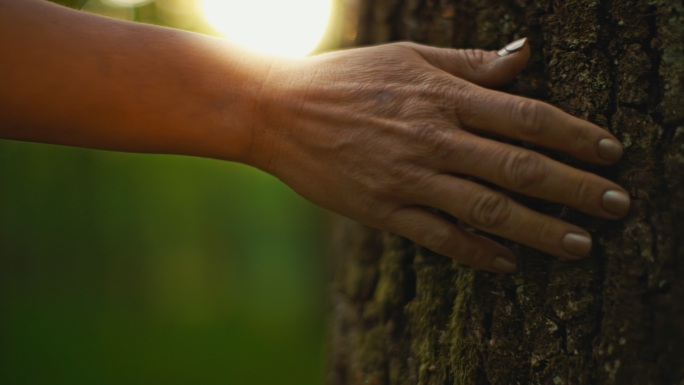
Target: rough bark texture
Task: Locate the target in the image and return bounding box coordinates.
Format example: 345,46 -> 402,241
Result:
328,1 -> 684,384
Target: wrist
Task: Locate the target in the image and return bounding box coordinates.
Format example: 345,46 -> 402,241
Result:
160,38 -> 277,165
232,56 -> 310,174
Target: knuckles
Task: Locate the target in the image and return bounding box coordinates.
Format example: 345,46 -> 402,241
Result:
572,174 -> 599,209
468,191 -> 512,229
513,98 -> 542,136
450,82 -> 482,125
460,48 -> 486,75
504,151 -> 547,191
411,122 -> 454,158
386,162 -> 425,185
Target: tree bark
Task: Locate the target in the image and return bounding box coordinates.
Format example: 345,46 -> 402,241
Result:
328,1 -> 684,384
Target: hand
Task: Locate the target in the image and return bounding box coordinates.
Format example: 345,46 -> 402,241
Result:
247,39 -> 630,273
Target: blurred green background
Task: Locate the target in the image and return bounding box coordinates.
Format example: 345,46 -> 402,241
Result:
0,1 -> 339,384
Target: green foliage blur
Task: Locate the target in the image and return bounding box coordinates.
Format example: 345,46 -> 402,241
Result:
0,1 -> 329,384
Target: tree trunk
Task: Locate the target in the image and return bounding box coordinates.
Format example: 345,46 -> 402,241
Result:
327,1 -> 684,384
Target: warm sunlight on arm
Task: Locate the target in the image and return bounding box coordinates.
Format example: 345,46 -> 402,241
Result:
200,0 -> 333,58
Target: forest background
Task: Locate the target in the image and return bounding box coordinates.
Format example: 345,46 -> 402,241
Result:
0,1 -> 342,384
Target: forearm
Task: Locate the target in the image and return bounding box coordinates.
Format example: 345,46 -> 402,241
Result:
0,0 -> 271,162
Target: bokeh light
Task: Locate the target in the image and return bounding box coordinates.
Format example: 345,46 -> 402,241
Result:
0,1 -> 331,384
201,0 -> 333,57
102,0 -> 153,7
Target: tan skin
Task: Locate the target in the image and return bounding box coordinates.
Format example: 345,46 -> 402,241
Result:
0,0 -> 630,274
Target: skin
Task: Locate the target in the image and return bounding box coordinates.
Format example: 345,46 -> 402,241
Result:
0,0 -> 630,274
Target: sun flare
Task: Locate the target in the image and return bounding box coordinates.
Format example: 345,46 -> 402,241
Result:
201,0 -> 333,58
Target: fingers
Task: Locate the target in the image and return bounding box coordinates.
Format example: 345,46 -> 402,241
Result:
452,84 -> 624,164
441,132 -> 631,219
403,41 -> 628,265
383,206 -> 518,273
404,40 -> 623,165
411,175 -> 594,261
405,38 -> 531,88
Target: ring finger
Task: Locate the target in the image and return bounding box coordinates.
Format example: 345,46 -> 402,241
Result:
413,173 -> 594,260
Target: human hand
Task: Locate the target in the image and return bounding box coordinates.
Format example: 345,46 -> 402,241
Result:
247,38 -> 630,274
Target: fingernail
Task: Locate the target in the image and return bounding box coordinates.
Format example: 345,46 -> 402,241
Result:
562,233 -> 592,258
491,256 -> 517,274
598,138 -> 623,162
602,190 -> 631,217
497,37 -> 528,57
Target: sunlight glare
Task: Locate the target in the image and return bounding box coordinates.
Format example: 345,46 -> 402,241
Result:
103,0 -> 153,7
201,0 -> 333,58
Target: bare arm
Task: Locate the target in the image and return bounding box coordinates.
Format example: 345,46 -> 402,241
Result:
0,0 -> 267,161
0,0 -> 630,274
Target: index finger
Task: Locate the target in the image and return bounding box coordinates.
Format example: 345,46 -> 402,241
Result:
452,84 -> 623,165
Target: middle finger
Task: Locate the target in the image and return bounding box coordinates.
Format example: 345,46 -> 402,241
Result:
437,131 -> 630,219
